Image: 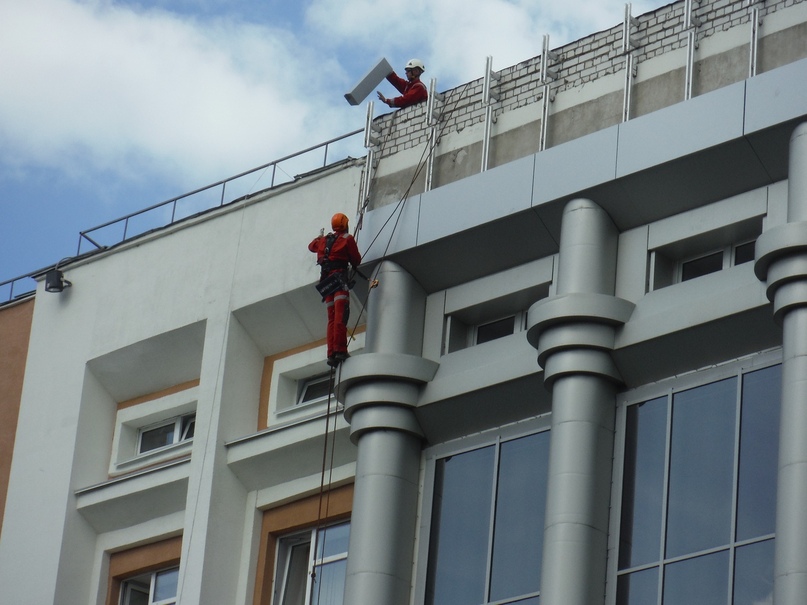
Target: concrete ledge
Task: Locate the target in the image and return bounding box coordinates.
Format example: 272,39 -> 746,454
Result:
755,222 -> 807,280
347,404 -> 425,442
527,293 -> 635,348
336,352 -> 439,400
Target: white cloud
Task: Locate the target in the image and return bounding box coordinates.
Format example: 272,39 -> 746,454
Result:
307,0 -> 670,86
0,0 -> 671,195
0,0 -> 343,189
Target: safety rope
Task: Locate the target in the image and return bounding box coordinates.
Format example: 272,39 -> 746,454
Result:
348,81 -> 474,340
310,364 -> 341,605
308,84 -> 473,604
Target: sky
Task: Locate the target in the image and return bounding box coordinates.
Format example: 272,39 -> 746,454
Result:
0,0 -> 670,298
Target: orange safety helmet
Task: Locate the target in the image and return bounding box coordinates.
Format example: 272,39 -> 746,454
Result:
331,213 -> 349,232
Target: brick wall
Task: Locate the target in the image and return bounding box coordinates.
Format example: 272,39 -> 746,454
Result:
373,0 -> 803,160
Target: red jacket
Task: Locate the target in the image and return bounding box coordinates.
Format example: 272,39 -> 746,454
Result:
309,231 -> 361,276
386,72 -> 428,108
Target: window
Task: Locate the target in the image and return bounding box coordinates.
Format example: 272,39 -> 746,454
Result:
616,363 -> 781,605
475,314 -> 520,345
275,522 -> 350,605
120,567 -> 178,605
439,260 -> 552,356
137,413 -> 195,455
425,430 -> 550,605
650,235 -> 759,291
677,240 -> 756,283
297,373 -> 333,408
446,310 -> 530,353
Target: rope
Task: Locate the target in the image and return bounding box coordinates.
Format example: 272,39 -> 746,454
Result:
307,84 -> 474,604
310,364 -> 339,605
347,81 -> 474,340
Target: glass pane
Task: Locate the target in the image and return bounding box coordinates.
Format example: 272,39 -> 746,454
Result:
681,251 -> 723,281
737,365 -> 781,541
316,522 -> 350,560
666,378 -> 737,558
301,375 -> 332,404
619,397 -> 668,569
476,316 -> 516,344
139,423 -> 176,453
123,585 -> 149,605
426,446 -> 495,605
311,559 -> 346,605
733,241 -> 756,266
153,568 -> 179,601
181,415 -> 195,440
616,567 -> 658,605
733,539 -> 774,605
281,542 -> 310,605
490,432 -> 550,601
663,550 -> 729,605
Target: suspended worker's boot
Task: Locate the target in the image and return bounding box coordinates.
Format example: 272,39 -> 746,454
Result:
328,351 -> 349,367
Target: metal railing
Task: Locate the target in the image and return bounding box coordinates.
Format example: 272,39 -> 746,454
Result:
76,128 -> 364,255
2,128 -> 364,304
0,272 -> 36,304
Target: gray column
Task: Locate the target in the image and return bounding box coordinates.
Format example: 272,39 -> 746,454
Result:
755,122 -> 807,605
338,261 -> 438,605
527,199 -> 634,605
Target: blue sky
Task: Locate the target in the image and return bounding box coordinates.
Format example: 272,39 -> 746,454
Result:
0,0 -> 668,297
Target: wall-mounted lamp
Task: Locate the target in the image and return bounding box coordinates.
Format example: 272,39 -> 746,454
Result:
45,269 -> 72,293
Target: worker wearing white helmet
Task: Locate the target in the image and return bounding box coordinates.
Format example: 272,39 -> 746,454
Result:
377,59 -> 428,109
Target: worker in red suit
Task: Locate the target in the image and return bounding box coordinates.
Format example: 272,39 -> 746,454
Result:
377,58 -> 428,109
309,213 -> 362,366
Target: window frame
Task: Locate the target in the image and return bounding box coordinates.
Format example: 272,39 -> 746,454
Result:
415,415 -> 552,605
675,238 -> 756,284
109,386 -> 198,475
295,372 -> 334,409
606,349 -> 782,605
136,412 -> 196,456
472,311 -> 528,347
273,521 -> 351,605
264,332 -> 365,425
119,566 -> 179,605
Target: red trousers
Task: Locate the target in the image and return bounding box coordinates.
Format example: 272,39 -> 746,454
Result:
325,289 -> 350,357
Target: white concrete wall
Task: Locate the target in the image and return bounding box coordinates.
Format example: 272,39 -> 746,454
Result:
0,163 -> 363,605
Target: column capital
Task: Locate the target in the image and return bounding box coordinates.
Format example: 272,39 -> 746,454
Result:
755,222 -> 807,323
526,292 -> 634,388
337,353 -> 438,443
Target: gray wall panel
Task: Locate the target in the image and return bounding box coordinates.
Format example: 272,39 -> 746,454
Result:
417,155 -> 534,245
532,126 -> 619,206
360,194 -> 421,264
745,57 -> 807,134
616,82 -> 746,178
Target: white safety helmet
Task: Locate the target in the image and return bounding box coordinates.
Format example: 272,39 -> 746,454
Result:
405,58 -> 425,72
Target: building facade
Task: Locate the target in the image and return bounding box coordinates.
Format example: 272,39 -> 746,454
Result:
2,0 -> 807,604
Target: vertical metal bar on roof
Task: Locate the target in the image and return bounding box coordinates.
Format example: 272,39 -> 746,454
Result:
481,56 -> 500,173
360,101 -> 378,213
622,4 -> 641,122
749,5 -> 761,78
684,0 -> 701,101
539,35 -> 559,152
685,29 -> 696,100
425,78 -> 440,192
